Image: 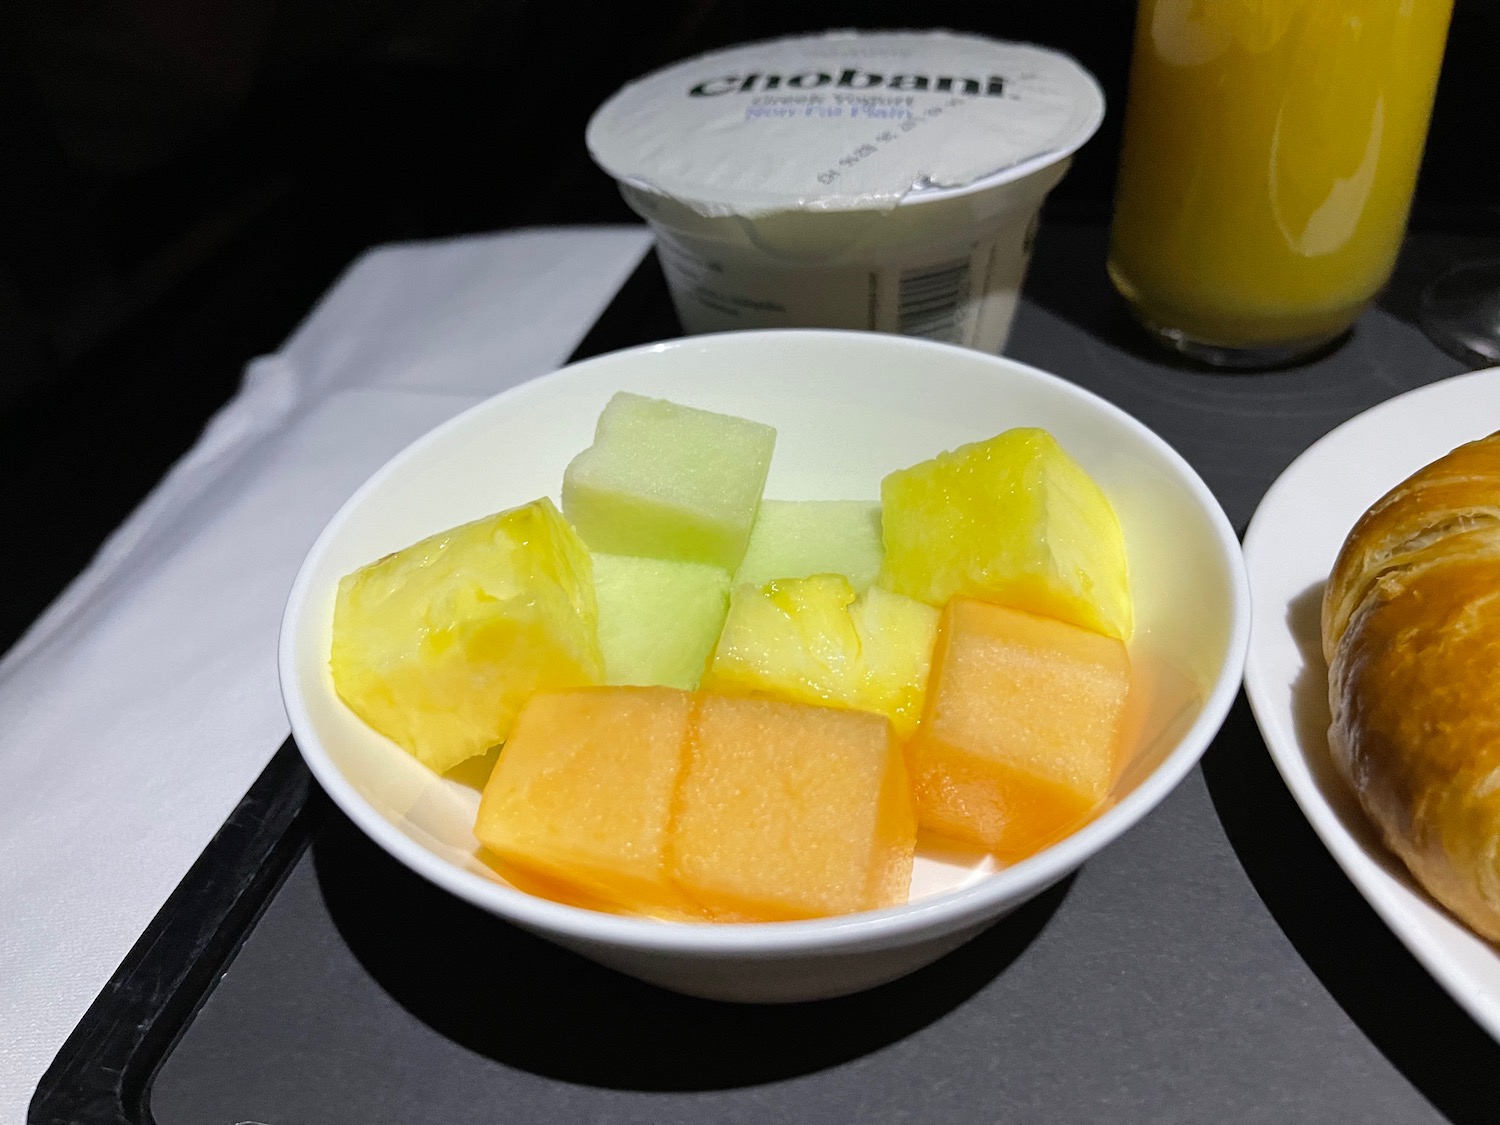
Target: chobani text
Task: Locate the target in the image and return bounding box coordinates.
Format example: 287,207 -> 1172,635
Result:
689,68 -> 1007,98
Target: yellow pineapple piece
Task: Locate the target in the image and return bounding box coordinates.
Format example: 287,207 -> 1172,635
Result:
879,427 -> 1132,640
330,498 -> 603,773
701,574 -> 938,739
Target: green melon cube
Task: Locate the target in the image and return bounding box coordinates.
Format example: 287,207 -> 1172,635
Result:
561,393 -> 776,571
594,553 -> 732,690
735,500 -> 883,592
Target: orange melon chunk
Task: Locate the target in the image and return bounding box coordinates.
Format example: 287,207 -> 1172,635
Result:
669,695 -> 916,921
474,687 -> 700,919
908,597 -> 1131,860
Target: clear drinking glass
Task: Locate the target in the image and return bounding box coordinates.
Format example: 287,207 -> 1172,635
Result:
1108,0 -> 1455,368
1421,258 -> 1500,367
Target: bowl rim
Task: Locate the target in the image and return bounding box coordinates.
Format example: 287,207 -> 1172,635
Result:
278,327 -> 1251,957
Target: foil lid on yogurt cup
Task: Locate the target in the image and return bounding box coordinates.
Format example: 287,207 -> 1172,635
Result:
586,30 -> 1105,219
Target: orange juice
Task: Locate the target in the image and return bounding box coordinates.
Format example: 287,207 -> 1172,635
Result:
1108,0 -> 1453,361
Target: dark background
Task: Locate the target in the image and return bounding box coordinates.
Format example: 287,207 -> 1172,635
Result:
2,0 -> 1497,654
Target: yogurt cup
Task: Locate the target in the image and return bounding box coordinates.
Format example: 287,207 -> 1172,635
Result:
587,30 -> 1105,352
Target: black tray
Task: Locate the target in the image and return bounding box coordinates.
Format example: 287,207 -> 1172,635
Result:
31,226 -> 1500,1125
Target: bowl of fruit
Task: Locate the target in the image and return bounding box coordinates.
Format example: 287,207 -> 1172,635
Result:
279,328 -> 1249,1003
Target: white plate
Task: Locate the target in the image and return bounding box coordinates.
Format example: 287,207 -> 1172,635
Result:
1242,367 -> 1500,1042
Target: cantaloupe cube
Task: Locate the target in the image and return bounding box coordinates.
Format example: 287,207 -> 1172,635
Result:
907,597 -> 1131,860
330,498 -> 602,774
702,575 -> 937,738
474,687 -> 699,918
561,392 -> 776,571
735,500 -> 884,591
879,427 -> 1132,640
669,695 -> 917,921
593,553 -> 730,690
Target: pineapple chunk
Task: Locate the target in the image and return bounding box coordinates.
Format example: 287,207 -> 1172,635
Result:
330,498 -> 602,773
561,392 -> 776,571
702,574 -> 938,738
879,427 -> 1132,640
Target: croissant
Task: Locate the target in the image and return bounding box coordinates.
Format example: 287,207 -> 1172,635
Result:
1321,430 -> 1500,943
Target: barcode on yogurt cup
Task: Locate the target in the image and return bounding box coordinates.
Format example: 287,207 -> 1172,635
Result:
895,258 -> 974,344
650,214 -> 1039,355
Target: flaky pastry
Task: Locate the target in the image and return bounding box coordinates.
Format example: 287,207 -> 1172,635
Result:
1322,430 -> 1500,942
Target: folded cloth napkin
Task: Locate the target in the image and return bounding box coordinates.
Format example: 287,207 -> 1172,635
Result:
0,225 -> 652,1121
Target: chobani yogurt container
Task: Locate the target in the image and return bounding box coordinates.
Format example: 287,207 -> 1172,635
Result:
587,30 -> 1104,352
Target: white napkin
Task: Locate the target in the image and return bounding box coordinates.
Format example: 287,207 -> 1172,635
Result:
0,225 -> 652,1120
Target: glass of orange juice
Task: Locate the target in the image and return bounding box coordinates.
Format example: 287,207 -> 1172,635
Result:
1108,0 -> 1454,367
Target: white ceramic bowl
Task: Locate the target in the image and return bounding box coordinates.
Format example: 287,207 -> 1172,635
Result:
279,329 -> 1249,1003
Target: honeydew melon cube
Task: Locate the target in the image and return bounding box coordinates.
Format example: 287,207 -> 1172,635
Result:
561,392 -> 776,571
702,574 -> 938,739
593,553 -> 731,690
330,498 -> 602,774
879,427 -> 1132,641
734,499 -> 884,591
